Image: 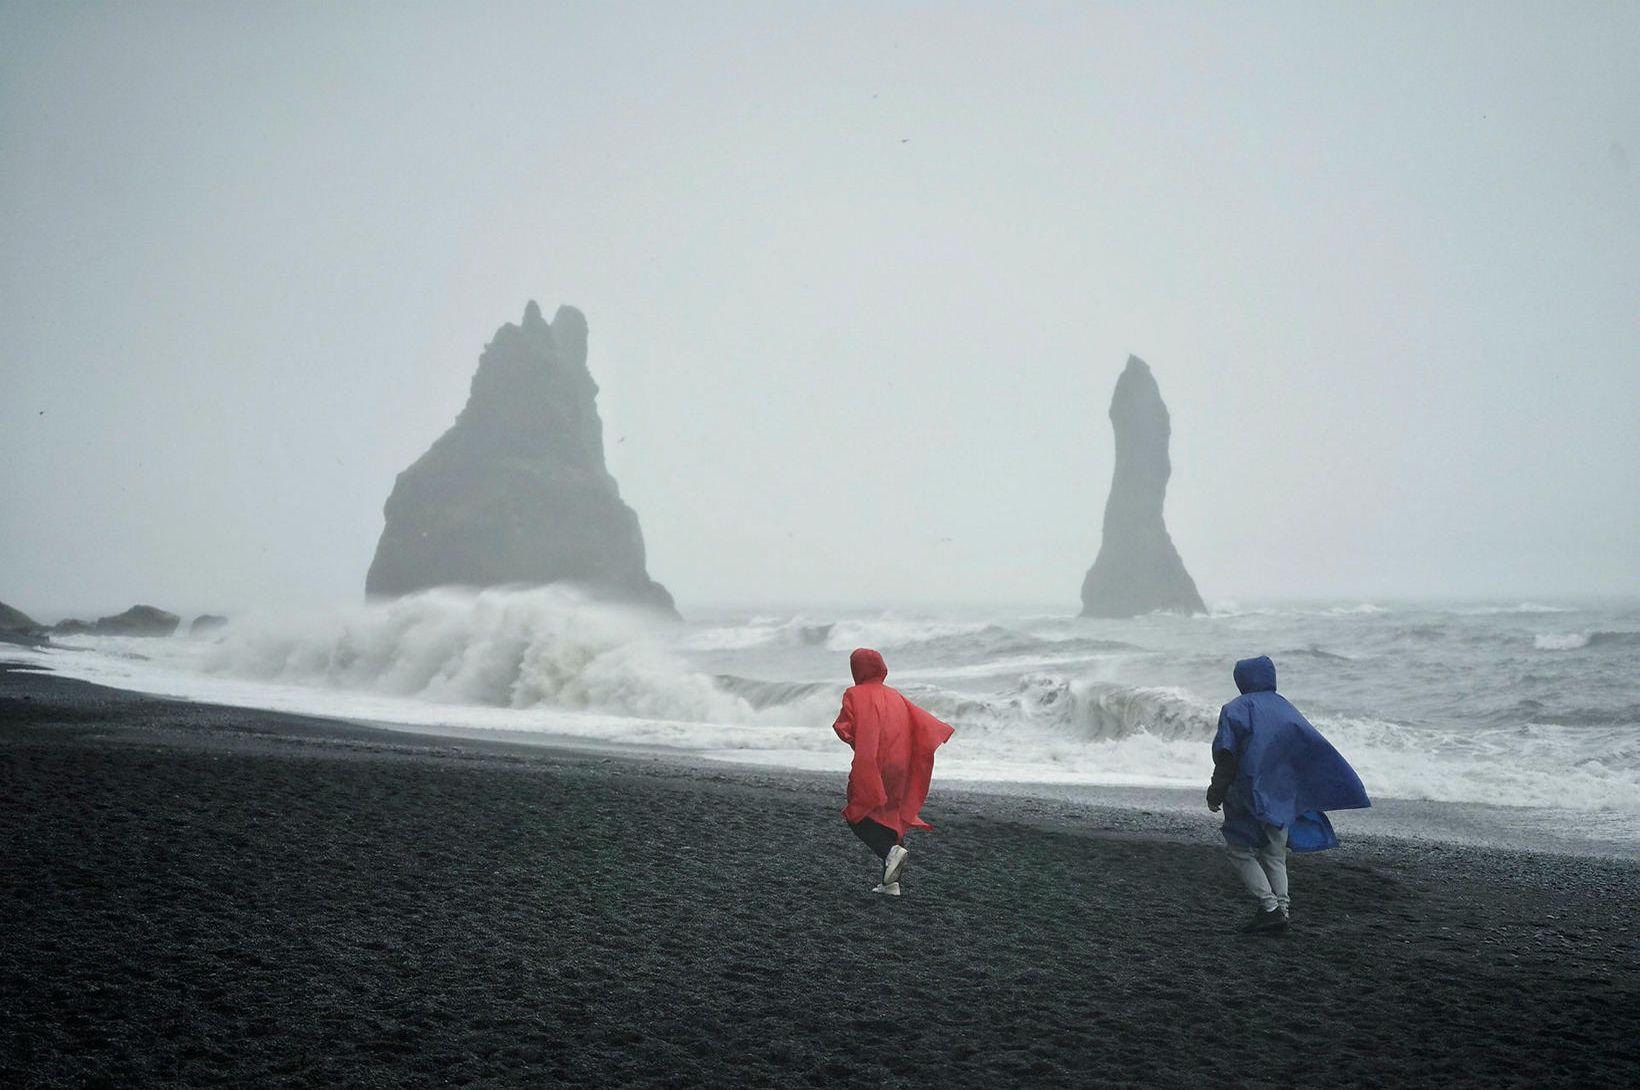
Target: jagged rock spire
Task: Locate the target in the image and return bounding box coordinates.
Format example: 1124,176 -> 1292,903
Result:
366,302 -> 676,615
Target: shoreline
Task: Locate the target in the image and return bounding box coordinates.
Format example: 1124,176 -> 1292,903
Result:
5,654 -> 1639,891
8,654 -> 1636,863
4,661 -> 1639,1088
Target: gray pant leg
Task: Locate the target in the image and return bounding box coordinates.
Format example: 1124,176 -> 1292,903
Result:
1226,841 -> 1277,911
1225,823 -> 1291,912
1259,824 -> 1290,912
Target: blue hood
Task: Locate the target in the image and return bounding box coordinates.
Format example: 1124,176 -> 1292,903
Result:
1233,655 -> 1277,694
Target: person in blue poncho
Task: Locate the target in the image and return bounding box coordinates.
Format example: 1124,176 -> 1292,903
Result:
1206,655 -> 1371,933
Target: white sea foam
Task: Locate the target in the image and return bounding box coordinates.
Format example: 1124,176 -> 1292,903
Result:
1459,603 -> 1575,615
196,586 -> 757,724
1312,714 -> 1640,814
679,616 -> 835,651
14,594 -> 1640,825
822,615 -> 994,652
1208,602 -> 1387,619
919,674 -> 1217,745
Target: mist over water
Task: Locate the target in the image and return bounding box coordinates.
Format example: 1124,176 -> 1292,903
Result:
22,589 -> 1640,838
5,4 -> 1639,615
4,7 -> 1637,858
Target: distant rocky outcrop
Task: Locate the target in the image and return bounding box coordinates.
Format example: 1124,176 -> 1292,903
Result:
190,614 -> 229,636
1080,356 -> 1206,618
96,605 -> 182,636
366,301 -> 676,615
52,605 -> 182,637
1,600 -> 41,632
0,600 -> 48,646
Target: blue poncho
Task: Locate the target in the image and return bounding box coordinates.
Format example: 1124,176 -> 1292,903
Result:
1214,655 -> 1371,852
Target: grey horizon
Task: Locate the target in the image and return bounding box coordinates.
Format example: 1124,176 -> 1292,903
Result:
2,4 -> 1635,616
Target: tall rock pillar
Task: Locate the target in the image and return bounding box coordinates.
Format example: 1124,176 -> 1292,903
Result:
1080,356 -> 1206,618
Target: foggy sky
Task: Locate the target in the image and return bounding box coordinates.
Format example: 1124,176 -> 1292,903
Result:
3,1 -> 1637,619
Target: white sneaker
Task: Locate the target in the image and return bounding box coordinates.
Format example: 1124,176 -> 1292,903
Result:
883,844 -> 909,886
871,882 -> 902,896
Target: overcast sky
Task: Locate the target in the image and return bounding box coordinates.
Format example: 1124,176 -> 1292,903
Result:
3,1 -> 1636,618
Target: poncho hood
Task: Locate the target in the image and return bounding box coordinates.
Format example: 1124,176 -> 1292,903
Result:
1234,655 -> 1277,694
850,647 -> 888,684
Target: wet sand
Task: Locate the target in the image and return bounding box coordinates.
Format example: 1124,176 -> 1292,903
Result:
4,663 -> 1638,1088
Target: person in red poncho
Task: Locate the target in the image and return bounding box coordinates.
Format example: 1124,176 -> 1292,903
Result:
832,647 -> 955,896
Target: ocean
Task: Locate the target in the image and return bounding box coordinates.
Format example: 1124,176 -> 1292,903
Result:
15,587 -> 1640,851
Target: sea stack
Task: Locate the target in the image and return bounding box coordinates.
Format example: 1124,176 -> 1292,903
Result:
1080,356 -> 1206,618
366,301 -> 676,616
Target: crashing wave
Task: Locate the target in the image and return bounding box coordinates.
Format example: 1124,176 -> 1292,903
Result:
821,616 -> 995,652
921,673 -> 1217,743
1457,603 -> 1575,615
1312,714 -> 1640,813
680,617 -> 834,651
1278,647 -> 1353,662
1208,603 -> 1389,619
691,615 -> 1142,661
714,674 -> 836,711
203,586 -> 755,723
1525,704 -> 1640,728
878,624 -> 1140,662
1536,631 -> 1640,651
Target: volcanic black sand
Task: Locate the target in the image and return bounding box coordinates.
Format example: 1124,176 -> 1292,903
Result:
4,664 -> 1638,1089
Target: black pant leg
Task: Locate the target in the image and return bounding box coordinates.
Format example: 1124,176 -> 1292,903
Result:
850,818 -> 900,860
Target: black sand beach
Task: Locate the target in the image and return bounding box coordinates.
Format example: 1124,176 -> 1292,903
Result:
4,663 -> 1638,1089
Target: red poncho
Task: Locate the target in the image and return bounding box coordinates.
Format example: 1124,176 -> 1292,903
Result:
832,647 -> 955,836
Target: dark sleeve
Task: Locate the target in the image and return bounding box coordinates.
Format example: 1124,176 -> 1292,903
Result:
1206,747 -> 1238,808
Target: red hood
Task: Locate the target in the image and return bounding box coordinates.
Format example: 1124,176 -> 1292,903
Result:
850,647 -> 887,684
